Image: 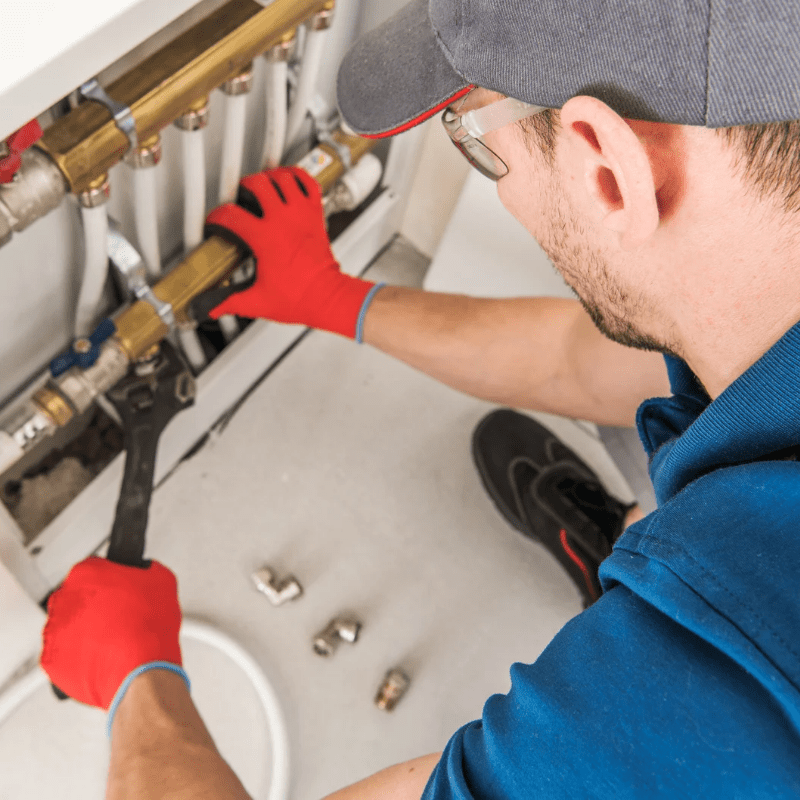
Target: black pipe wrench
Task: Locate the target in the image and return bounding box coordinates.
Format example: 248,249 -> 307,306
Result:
51,340 -> 195,699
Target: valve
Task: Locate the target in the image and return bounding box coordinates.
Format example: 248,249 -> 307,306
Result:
50,318 -> 117,377
0,120 -> 43,184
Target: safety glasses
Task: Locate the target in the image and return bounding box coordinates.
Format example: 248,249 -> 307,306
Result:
442,91 -> 548,180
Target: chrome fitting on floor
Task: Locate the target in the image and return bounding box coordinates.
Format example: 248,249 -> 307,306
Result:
313,616 -> 361,657
251,566 -> 303,606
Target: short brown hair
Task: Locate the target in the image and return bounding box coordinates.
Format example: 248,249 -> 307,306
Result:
518,109 -> 560,165
521,112 -> 800,214
717,122 -> 800,213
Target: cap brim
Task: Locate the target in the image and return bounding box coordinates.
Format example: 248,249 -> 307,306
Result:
337,0 -> 472,138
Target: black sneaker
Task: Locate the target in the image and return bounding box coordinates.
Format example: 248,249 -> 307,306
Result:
472,408 -> 632,607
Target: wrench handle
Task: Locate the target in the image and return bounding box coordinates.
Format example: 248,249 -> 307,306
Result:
107,418 -> 161,568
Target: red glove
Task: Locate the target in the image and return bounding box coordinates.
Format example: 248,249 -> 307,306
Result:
205,166 -> 375,338
41,557 -> 183,710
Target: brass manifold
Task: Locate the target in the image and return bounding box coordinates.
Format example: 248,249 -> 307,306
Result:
26,130 -> 376,439
0,0 -> 379,470
37,0 -> 335,195
113,130 -> 375,360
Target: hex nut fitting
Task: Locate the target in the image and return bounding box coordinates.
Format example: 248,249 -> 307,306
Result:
375,669 -> 411,712
311,2 -> 335,30
222,67 -> 254,96
124,136 -> 162,169
78,174 -> 110,208
265,30 -> 296,63
174,99 -> 211,131
313,616 -> 361,657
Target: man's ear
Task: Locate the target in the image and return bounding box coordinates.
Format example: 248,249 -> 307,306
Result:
560,96 -> 660,249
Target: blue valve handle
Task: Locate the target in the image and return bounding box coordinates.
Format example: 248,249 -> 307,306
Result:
50,318 -> 117,377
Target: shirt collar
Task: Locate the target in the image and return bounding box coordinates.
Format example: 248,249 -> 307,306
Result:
637,321 -> 800,505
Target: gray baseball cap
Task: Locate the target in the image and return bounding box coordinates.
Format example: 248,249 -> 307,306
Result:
337,0 -> 800,137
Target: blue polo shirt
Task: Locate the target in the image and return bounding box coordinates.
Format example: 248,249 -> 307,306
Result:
423,324 -> 800,798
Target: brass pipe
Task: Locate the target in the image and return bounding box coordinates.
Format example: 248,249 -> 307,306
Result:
37,0 -> 332,195
113,132 -> 377,362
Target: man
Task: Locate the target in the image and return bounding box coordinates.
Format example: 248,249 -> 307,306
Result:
42,0 -> 800,797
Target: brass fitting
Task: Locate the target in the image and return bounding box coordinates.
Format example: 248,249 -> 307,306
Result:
32,387 -> 75,429
265,29 -> 297,63
77,173 -> 110,208
313,616 -> 361,657
222,66 -> 254,96
174,97 -> 211,131
311,1 -> 336,30
124,135 -> 162,169
375,669 -> 411,712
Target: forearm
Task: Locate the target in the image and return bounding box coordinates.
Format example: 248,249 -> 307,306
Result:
323,753 -> 441,800
362,286 -> 667,426
106,670 -> 252,800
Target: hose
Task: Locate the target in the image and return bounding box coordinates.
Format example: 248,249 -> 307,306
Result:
286,26 -> 327,151
219,93 -> 249,204
0,619 -> 290,800
74,204 -> 110,337
181,128 -> 207,252
132,166 -> 162,279
262,60 -> 289,169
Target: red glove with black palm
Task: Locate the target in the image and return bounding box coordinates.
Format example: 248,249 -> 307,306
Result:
41,557 -> 187,727
201,166 -> 380,340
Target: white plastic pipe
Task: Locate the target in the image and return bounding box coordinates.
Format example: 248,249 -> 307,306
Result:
286,27 -> 327,151
181,128 -> 207,252
177,327 -> 208,373
74,204 -> 109,337
183,621 -> 290,800
216,92 -> 248,342
262,60 -> 289,169
178,127 -> 212,363
0,619 -> 290,800
216,314 -> 240,342
219,94 -> 248,205
132,167 -> 161,279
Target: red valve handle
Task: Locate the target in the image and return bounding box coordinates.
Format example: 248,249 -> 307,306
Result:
0,119 -> 43,184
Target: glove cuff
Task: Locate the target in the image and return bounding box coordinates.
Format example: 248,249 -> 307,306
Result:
305,272 -> 376,339
107,661 -> 191,739
355,283 -> 386,344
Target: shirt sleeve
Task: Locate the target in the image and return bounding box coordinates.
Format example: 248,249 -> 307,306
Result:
420,583 -> 800,799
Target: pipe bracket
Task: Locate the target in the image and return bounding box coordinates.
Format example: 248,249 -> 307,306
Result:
79,78 -> 139,155
108,223 -> 175,328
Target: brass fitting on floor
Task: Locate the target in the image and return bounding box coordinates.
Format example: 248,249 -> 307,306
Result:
252,566 -> 303,606
313,616 -> 361,657
375,669 -> 411,712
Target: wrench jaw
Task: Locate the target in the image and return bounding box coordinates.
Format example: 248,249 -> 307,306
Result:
105,341 -> 195,568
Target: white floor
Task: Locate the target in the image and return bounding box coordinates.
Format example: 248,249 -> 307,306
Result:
0,172 -> 635,799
